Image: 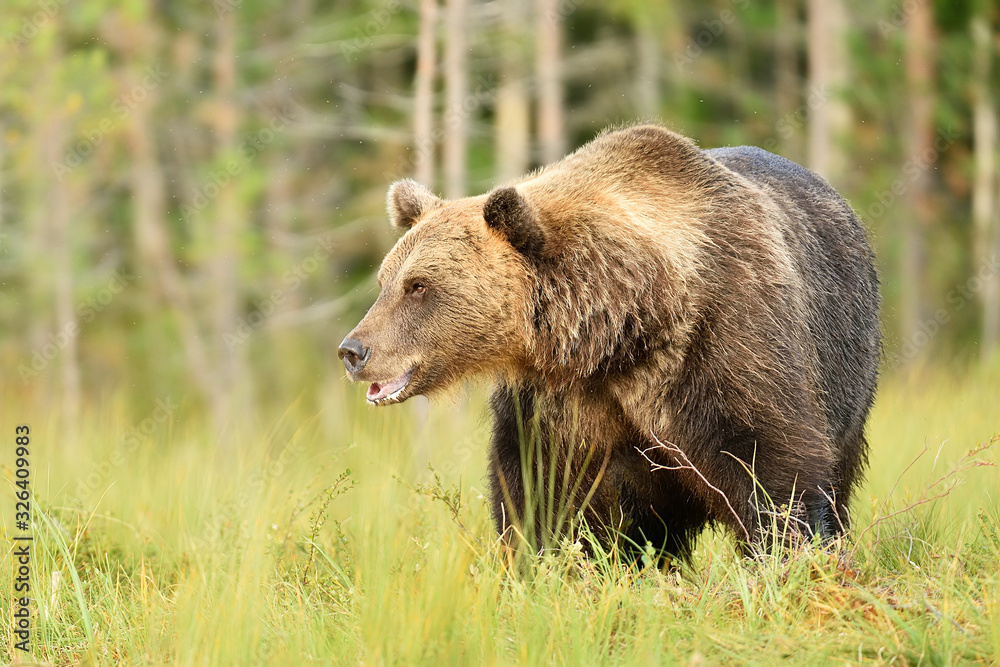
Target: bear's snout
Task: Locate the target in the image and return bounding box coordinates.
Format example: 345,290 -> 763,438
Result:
338,337 -> 371,374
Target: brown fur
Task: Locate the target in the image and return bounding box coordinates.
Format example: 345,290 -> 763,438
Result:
341,124 -> 880,557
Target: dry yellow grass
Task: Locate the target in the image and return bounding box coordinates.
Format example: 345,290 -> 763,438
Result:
2,362 -> 998,665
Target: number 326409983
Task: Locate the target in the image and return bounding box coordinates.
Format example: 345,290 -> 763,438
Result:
15,425 -> 30,528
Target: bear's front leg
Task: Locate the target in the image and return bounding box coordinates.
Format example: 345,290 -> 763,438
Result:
487,383 -> 625,554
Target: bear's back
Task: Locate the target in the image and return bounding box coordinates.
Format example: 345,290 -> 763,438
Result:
706,145 -> 880,452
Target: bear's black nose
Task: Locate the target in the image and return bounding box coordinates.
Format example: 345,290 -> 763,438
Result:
338,337 -> 370,373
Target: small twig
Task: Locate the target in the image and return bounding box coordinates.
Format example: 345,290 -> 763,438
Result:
760,506 -> 813,534
850,435 -> 997,561
877,443 -> 930,523
888,600 -> 970,636
638,432 -> 751,542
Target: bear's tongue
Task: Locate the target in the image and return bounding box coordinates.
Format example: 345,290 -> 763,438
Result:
366,371 -> 411,402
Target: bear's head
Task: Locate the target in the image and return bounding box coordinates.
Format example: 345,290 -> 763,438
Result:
339,179 -> 546,405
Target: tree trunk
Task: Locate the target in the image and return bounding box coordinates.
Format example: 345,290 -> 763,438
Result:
0,121 -> 5,234
900,0 -> 935,352
971,16 -> 999,361
264,155 -> 300,313
806,0 -> 850,183
414,0 -> 437,188
112,11 -> 223,416
634,22 -> 660,120
443,0 -> 467,199
44,118 -> 80,422
536,0 -> 566,165
124,82 -> 219,411
494,0 -> 530,182
210,7 -> 250,432
775,0 -> 800,160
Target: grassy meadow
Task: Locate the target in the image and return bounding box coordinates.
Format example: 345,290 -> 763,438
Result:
2,362 -> 1000,665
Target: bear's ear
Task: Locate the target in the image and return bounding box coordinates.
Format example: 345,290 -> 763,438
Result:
483,187 -> 546,258
387,179 -> 444,230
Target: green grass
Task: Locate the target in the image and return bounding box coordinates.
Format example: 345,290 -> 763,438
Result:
2,363 -> 999,665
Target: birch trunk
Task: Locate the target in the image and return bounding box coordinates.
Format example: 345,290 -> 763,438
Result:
536,0 -> 565,165
414,0 -> 437,187
634,23 -> 660,120
971,16 -> 999,360
124,81 -> 218,409
209,7 -> 249,431
775,0 -> 800,160
900,0 -> 935,351
443,0 -> 467,199
806,0 -> 850,182
44,119 -> 80,422
495,0 -> 530,182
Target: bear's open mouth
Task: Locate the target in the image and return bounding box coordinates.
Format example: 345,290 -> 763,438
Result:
366,367 -> 415,405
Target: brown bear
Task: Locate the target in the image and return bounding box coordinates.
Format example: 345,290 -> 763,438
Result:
339,124 -> 880,558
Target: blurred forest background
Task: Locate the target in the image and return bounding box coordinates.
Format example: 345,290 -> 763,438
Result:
1,0 -> 999,430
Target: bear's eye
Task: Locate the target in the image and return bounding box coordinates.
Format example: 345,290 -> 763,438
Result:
410,282 -> 426,296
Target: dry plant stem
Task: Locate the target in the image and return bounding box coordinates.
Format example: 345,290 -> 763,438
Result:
849,435 -> 998,562
760,505 -> 812,538
720,448 -> 823,546
638,433 -> 752,542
